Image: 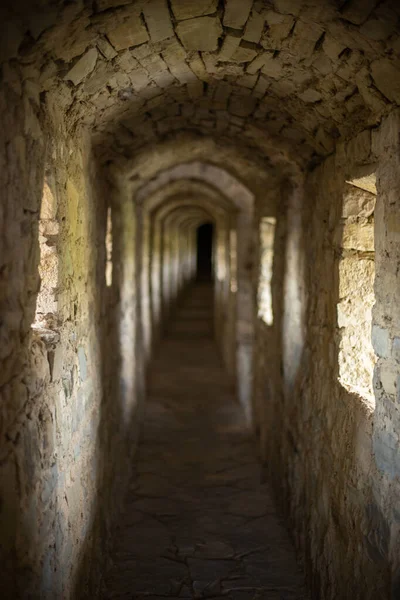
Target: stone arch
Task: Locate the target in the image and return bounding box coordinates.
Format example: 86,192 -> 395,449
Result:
142,190 -> 234,368
139,163 -> 254,412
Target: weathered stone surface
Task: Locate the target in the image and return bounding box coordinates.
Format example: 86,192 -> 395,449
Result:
218,33 -> 241,61
229,94 -> 257,117
231,46 -> 258,63
170,0 -> 218,21
261,55 -> 284,78
298,88 -> 322,103
243,9 -> 265,43
107,14 -> 149,50
223,0 -> 253,29
97,37 -> 118,60
340,0 -> 377,25
176,16 -> 222,51
65,48 -> 98,85
372,325 -> 390,358
370,59 -> 400,104
1,0 -> 395,164
262,11 -> 295,49
143,0 -> 174,43
274,0 -> 302,16
290,20 -> 324,57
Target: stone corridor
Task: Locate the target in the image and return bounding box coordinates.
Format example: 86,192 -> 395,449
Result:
103,284 -> 308,600
2,1 -> 400,598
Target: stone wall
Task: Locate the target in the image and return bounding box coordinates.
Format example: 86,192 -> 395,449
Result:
0,70 -> 146,597
0,74 -> 105,596
255,110 -> 400,599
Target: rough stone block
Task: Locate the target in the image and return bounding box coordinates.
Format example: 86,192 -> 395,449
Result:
162,44 -> 195,84
138,54 -> 174,89
373,429 -> 400,479
253,74 -> 270,98
231,46 -> 258,64
338,256 -> 374,305
237,73 -> 258,89
83,62 -> 114,96
187,80 -> 204,99
298,88 -> 322,103
385,211 -> 400,243
262,12 -> 295,49
97,37 -> 118,60
65,48 -> 98,85
97,0 -> 131,8
107,15 -> 149,51
143,0 -> 174,43
342,184 -> 376,217
261,56 -> 283,79
223,0 -> 253,29
360,5 -> 399,41
371,109 -> 400,155
243,10 -> 265,43
171,0 -> 218,20
315,126 -> 335,154
229,94 -> 257,117
188,54 -> 209,81
115,50 -> 140,73
48,345 -> 64,382
341,222 -> 374,251
340,0 -> 377,25
355,67 -> 388,114
247,52 -> 270,75
370,59 -> 400,104
312,53 -> 332,76
322,34 -> 346,61
270,79 -> 295,98
273,0 -> 302,16
78,346 -> 87,381
392,337 -> 400,363
219,34 -> 241,61
372,325 -> 390,358
380,365 -> 398,396
176,16 -> 222,52
288,20 -> 324,58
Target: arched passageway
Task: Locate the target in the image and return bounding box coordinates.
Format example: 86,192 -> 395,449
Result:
1,1 -> 400,599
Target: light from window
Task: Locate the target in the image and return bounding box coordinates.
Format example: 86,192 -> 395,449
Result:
230,229 -> 237,293
258,217 -> 276,326
33,177 -> 59,328
337,183 -> 376,403
106,206 -> 113,287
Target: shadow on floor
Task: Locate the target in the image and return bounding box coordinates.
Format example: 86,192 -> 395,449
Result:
103,284 -> 309,600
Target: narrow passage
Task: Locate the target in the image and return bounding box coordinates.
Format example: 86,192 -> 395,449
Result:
104,284 -> 308,599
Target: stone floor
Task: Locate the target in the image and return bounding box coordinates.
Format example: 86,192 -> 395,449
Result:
103,283 -> 309,600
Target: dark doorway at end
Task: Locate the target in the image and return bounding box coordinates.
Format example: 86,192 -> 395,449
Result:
196,222 -> 214,282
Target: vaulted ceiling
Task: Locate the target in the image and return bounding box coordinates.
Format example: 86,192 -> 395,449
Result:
3,0 -> 399,175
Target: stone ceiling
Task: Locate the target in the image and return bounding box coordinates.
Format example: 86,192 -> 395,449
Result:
3,0 -> 400,171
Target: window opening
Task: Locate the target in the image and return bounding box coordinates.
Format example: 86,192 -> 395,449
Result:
33,175 -> 59,330
337,182 -> 376,403
258,217 -> 276,326
230,229 -> 238,293
106,206 -> 113,287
